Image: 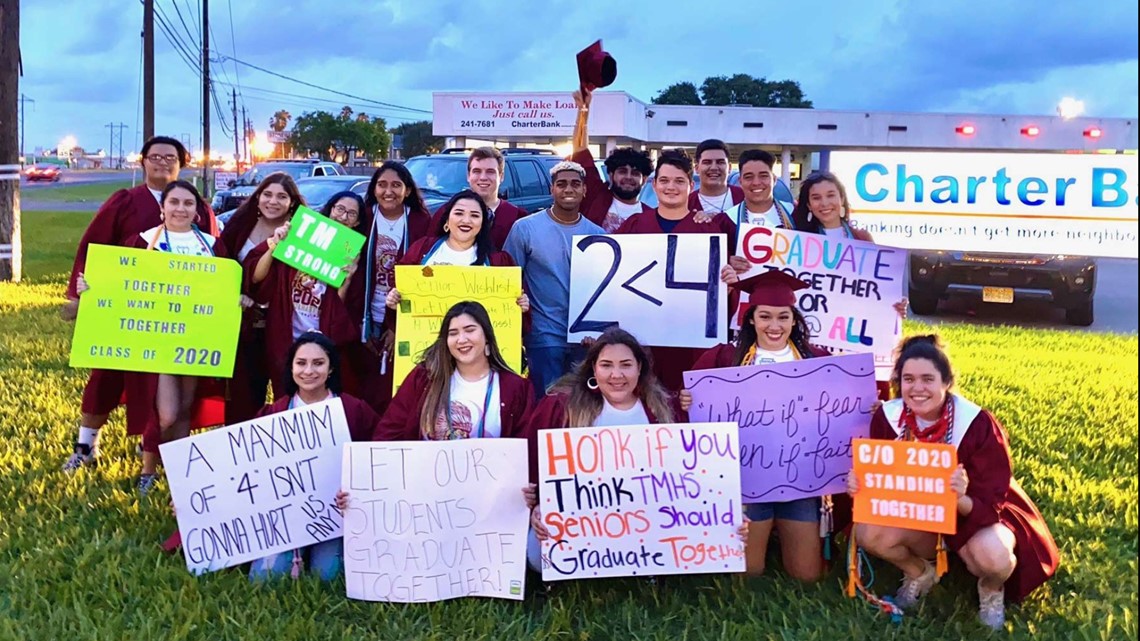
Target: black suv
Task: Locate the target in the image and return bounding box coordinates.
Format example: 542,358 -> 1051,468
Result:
404,148 -> 562,213
211,159 -> 345,213
908,251 -> 1097,326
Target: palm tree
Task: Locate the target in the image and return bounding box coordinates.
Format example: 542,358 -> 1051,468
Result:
269,110 -> 292,132
339,106 -> 354,121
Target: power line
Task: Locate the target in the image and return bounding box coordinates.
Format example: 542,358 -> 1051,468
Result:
225,0 -> 242,97
215,54 -> 431,114
153,5 -> 200,73
213,81 -> 422,122
169,0 -> 198,50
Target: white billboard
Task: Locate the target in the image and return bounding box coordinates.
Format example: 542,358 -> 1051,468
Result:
829,151 -> 1138,258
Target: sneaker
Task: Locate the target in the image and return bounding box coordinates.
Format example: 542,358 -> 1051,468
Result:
137,473 -> 160,496
62,443 -> 98,473
893,560 -> 938,610
978,581 -> 1006,630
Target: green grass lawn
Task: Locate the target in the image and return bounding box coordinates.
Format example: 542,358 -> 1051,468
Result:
0,213 -> 1136,640
21,180 -> 136,203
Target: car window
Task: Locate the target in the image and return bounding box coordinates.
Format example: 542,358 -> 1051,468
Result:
405,157 -> 469,197
313,167 -> 326,177
514,161 -> 545,198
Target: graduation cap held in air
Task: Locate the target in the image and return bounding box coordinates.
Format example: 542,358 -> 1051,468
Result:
733,270 -> 810,307
576,40 -> 617,94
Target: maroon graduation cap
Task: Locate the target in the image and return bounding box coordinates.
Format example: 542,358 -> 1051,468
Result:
733,270 -> 810,307
577,40 -> 617,94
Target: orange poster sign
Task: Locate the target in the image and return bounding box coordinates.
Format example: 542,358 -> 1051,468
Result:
851,438 -> 958,535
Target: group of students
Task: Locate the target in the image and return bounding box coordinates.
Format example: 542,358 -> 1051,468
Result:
60,85 -> 1058,629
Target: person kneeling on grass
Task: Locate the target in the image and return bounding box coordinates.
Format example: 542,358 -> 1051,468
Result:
845,335 -> 1060,630
247,331 -> 381,581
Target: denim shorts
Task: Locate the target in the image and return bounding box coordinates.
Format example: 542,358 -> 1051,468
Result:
744,497 -> 820,523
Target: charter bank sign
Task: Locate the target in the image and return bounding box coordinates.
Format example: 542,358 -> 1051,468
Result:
830,151 -> 1138,259
437,93 -> 579,137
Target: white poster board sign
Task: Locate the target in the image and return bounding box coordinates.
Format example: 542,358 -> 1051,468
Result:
829,151 -> 1139,259
537,422 -> 746,581
568,233 -> 728,348
341,440 -> 530,602
161,398 -> 352,574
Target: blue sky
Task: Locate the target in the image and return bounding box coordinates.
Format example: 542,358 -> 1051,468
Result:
17,0 -> 1139,155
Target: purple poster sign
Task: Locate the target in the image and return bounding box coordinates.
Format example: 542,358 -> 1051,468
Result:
683,353 -> 877,502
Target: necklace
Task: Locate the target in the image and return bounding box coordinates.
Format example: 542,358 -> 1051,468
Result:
547,207 -> 581,226
898,395 -> 955,444
700,190 -> 731,213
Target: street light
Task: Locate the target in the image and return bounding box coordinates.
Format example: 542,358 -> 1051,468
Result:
1057,97 -> 1085,120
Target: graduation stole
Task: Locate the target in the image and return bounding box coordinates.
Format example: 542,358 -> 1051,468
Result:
898,396 -> 955,578
739,341 -> 802,366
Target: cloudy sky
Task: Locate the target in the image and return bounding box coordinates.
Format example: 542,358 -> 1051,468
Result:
18,0 -> 1139,155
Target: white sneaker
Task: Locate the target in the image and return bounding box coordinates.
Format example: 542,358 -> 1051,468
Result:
62,443 -> 98,473
893,560 -> 938,610
978,581 -> 1006,630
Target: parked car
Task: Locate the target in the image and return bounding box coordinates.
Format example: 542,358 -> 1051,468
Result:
211,159 -> 346,213
404,148 -> 561,213
216,175 -> 369,227
24,164 -> 62,182
908,251 -> 1097,326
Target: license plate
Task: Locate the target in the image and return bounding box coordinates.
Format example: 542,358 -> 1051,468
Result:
982,287 -> 1014,303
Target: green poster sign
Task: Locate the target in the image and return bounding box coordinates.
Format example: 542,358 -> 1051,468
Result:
271,206 -> 367,287
69,245 -> 243,377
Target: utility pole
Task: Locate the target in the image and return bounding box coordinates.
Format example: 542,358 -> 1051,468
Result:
105,123 -> 127,169
241,107 -> 249,165
142,0 -> 154,141
1,0 -> 22,282
230,88 -> 240,168
201,0 -> 210,190
116,122 -> 127,168
18,93 -> 33,164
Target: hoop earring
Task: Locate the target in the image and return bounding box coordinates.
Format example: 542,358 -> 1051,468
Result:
443,224 -> 450,233
586,377 -> 599,390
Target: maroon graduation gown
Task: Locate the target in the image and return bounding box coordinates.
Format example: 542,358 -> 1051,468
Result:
571,148 -> 653,232
371,364 -> 533,442
429,199 -> 525,251
613,210 -> 738,393
688,185 -> 745,214
218,209 -> 273,424
256,393 -> 381,443
870,405 -> 1060,603
71,185 -> 218,417
246,241 -> 360,398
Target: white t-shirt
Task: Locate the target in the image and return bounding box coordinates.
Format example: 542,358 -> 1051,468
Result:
602,199 -> 644,233
698,191 -> 735,214
139,225 -> 213,256
431,371 -> 502,440
238,237 -> 257,262
371,211 -> 407,324
748,344 -> 797,365
290,272 -> 327,340
149,188 -> 162,204
291,392 -> 332,407
594,398 -> 650,427
733,202 -> 783,228
426,241 -> 477,266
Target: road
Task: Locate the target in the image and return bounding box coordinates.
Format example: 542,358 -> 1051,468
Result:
911,258 -> 1138,334
19,169 -> 140,189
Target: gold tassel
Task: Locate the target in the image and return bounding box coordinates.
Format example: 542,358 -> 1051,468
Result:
935,535 -> 949,577
846,534 -> 858,597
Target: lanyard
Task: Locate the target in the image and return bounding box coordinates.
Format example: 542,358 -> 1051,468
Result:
149,224 -> 214,256
421,237 -> 489,266
444,371 -> 496,439
733,200 -> 794,234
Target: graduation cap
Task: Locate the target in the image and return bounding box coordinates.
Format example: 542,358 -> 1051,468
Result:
577,40 -> 617,94
734,270 -> 810,307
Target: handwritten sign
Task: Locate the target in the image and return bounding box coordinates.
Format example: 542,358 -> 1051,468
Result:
852,438 -> 958,535
393,265 -> 523,394
272,206 -> 366,287
537,423 -> 745,581
341,440 -> 529,602
736,225 -> 905,377
160,398 -> 352,574
568,233 -> 728,348
684,354 -> 876,502
69,244 -> 241,376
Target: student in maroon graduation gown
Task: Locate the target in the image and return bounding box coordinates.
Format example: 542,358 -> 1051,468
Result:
569,88 -> 653,232
614,149 -> 739,394
382,189 -> 529,315
75,181 -> 228,494
504,162 -> 605,398
790,170 -> 908,399
690,139 -> 745,215
351,161 -> 432,413
249,331 -> 380,581
247,199 -> 360,400
846,335 -> 1059,629
680,270 -> 831,581
218,173 -> 306,423
61,136 -> 218,472
427,147 -> 526,250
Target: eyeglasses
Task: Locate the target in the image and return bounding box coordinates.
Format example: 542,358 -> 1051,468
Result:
332,204 -> 360,219
145,154 -> 180,165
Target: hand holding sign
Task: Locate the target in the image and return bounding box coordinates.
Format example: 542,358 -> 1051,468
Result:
271,206 -> 366,287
